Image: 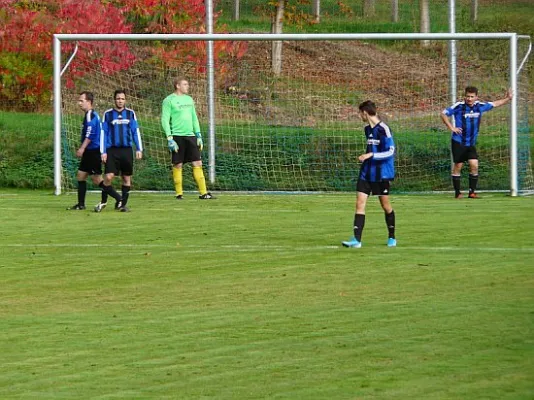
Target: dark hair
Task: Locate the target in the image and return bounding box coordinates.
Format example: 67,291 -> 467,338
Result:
358,100 -> 377,116
465,86 -> 478,95
80,91 -> 94,104
114,89 -> 126,99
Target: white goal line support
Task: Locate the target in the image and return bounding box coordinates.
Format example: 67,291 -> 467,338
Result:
53,32 -> 523,195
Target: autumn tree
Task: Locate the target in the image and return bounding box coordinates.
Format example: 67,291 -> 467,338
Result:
391,0 -> 399,23
269,0 -> 317,76
312,0 -> 320,23
0,0 -> 134,110
471,0 -> 478,23
420,0 -> 430,47
233,0 -> 240,21
0,0 -> 246,111
117,0 -> 246,73
271,0 -> 285,76
363,0 -> 376,18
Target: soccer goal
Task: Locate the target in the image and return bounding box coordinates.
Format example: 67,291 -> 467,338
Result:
53,33 -> 532,195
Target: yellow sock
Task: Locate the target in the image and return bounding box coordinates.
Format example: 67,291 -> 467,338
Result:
193,166 -> 207,195
172,167 -> 183,196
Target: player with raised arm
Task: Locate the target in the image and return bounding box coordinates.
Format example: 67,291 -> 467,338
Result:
161,77 -> 214,200
95,90 -> 143,213
342,100 -> 396,248
440,86 -> 513,199
67,91 -> 104,210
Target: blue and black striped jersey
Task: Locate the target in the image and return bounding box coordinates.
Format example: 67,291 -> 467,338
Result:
101,108 -> 143,154
359,121 -> 395,182
80,109 -> 101,151
442,101 -> 494,146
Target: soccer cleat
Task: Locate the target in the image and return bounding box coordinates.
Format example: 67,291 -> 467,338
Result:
119,206 -> 130,212
468,193 -> 481,199
455,193 -> 463,199
387,238 -> 397,247
199,192 -> 216,200
342,237 -> 362,248
67,203 -> 86,210
94,202 -> 107,213
176,195 -> 184,200
114,200 -> 122,210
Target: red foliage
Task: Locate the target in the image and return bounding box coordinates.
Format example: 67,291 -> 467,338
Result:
0,0 -> 248,110
119,0 -> 248,74
0,0 -> 136,109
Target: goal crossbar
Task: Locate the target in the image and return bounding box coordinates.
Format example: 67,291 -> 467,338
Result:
53,32 -> 526,195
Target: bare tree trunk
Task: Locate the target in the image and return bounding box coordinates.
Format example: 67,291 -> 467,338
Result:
312,0 -> 320,23
420,0 -> 430,47
271,0 -> 285,76
470,0 -> 478,23
363,0 -> 376,17
232,0 -> 240,21
391,0 -> 399,23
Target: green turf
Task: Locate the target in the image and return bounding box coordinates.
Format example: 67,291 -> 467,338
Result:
0,190 -> 533,399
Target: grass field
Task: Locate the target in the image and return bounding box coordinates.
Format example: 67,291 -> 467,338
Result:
1,190 -> 533,399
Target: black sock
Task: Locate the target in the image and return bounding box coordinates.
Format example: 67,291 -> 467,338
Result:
469,174 -> 478,194
385,210 -> 395,239
452,175 -> 461,196
121,185 -> 131,206
99,181 -> 109,204
103,184 -> 122,202
353,214 -> 365,242
77,181 -> 87,206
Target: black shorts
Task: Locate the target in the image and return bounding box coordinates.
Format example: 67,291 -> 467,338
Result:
78,149 -> 102,175
357,179 -> 391,196
105,147 -> 134,176
451,140 -> 478,164
171,136 -> 201,165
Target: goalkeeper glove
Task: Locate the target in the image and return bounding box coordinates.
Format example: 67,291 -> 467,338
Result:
167,136 -> 178,153
195,132 -> 203,151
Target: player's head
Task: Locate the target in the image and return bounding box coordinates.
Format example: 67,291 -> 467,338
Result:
114,89 -> 127,110
78,91 -> 94,111
173,77 -> 189,94
358,100 -> 377,121
464,86 -> 479,106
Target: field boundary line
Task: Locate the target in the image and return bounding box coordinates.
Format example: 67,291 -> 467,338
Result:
1,243 -> 534,252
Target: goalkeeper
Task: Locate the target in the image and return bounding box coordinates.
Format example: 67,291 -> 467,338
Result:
161,77 -> 214,200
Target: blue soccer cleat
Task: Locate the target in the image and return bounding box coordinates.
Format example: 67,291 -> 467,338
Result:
387,238 -> 397,247
342,237 -> 362,248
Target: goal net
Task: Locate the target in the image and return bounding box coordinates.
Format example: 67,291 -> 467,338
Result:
57,35 -> 532,194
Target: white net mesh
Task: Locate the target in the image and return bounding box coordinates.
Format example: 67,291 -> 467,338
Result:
60,38 -> 532,193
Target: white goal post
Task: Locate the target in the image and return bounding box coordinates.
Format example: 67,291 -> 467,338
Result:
53,32 -> 530,196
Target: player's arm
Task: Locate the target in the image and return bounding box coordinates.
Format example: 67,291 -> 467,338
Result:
161,98 -> 178,152
491,88 -> 513,108
100,113 -> 109,163
161,97 -> 172,138
130,110 -> 143,158
191,101 -> 201,134
358,152 -> 373,162
371,132 -> 395,161
440,110 -> 462,134
77,118 -> 95,157
191,100 -> 203,150
76,137 -> 92,158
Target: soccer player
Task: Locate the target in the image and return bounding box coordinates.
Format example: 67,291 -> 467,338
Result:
95,89 -> 143,213
161,77 -> 214,200
440,86 -> 513,199
67,91 -> 104,210
342,100 -> 396,248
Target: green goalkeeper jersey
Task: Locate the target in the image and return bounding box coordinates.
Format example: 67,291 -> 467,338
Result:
161,93 -> 201,137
